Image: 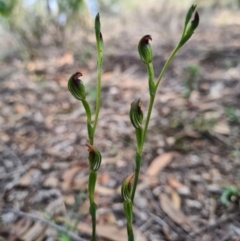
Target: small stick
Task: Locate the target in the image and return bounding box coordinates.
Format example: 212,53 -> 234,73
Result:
1,208 -> 86,241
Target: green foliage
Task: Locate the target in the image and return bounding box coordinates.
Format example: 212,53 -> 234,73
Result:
0,0 -> 15,17
66,5 -> 200,241
0,0 -> 89,56
225,106 -> 240,124
57,0 -> 85,14
182,64 -> 199,99
191,114 -> 216,132
220,186 -> 240,206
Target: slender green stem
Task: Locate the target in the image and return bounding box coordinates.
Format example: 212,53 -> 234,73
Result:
131,153 -> 142,201
131,44 -> 182,203
82,100 -> 92,123
155,44 -> 181,90
142,44 -> 181,149
91,217 -> 96,241
140,94 -> 155,152
130,158 -> 140,202
93,50 -> 103,134
146,62 -> 155,96
127,221 -> 134,241
88,171 -> 97,241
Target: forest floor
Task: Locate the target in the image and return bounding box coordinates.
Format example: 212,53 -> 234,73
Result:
1,5 -> 240,241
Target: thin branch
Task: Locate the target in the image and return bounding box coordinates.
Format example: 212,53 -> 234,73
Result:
1,208 -> 87,241
189,212 -> 240,237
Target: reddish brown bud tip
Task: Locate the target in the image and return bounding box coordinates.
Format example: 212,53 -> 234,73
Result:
138,35 -> 153,64
68,72 -> 86,101
86,144 -> 102,171
192,11 -> 199,25
141,35 -> 152,44
86,143 -> 93,152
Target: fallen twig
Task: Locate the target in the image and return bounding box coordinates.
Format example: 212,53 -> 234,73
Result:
189,212 -> 240,237
1,208 -> 87,241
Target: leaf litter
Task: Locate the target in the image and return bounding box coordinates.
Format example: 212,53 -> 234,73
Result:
1,6 -> 240,241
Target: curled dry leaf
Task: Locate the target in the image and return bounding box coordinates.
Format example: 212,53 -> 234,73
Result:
167,176 -> 190,196
159,193 -> 194,232
77,222 -> 147,241
166,186 -> 181,210
146,152 -> 176,177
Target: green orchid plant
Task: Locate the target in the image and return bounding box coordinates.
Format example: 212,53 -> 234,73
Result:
68,5 -> 199,241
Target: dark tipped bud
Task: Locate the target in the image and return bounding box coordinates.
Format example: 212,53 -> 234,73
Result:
191,11 -> 199,30
179,9 -> 200,47
138,35 -> 152,64
121,174 -> 134,202
95,13 -> 103,48
86,144 -> 102,171
184,4 -> 197,28
95,13 -> 100,32
68,72 -> 86,101
130,99 -> 143,129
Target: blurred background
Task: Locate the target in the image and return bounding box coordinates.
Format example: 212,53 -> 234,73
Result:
1,0 -> 240,241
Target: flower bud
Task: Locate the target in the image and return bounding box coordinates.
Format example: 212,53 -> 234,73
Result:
184,5 -> 197,29
138,35 -> 152,64
190,11 -> 200,31
68,72 -> 86,101
95,13 -> 103,50
129,99 -> 143,129
121,173 -> 134,202
86,144 -> 102,171
179,7 -> 200,47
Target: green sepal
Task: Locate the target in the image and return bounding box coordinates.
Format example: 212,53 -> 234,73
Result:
88,170 -> 97,203
123,201 -> 133,223
89,202 -> 98,218
86,144 -> 102,171
129,99 -> 144,129
68,72 -> 86,101
138,35 -> 152,64
179,11 -> 200,47
121,174 -> 134,202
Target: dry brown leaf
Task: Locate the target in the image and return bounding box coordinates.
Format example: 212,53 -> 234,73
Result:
45,198 -> 66,214
18,169 -> 40,187
147,152 -> 175,177
62,165 -> 83,191
64,194 -> 75,206
98,211 -> 116,225
21,222 -> 47,241
77,222 -> 147,241
72,175 -> 88,190
14,104 -> 27,114
79,201 -> 90,216
159,193 -> 189,231
57,52 -> 74,67
167,176 -> 190,196
212,121 -> 230,135
43,176 -> 59,188
95,184 -> 116,196
13,218 -> 32,237
98,172 -> 110,184
167,186 -> 181,210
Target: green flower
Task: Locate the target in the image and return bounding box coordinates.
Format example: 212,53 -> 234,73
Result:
138,35 -> 153,64
68,72 -> 86,101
